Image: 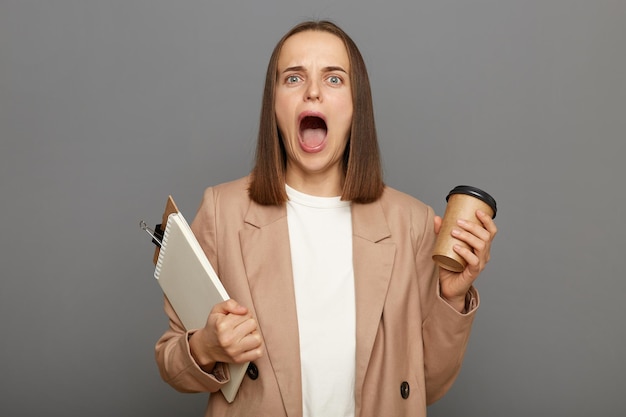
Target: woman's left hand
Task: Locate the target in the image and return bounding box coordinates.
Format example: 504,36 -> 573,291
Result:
434,209 -> 498,312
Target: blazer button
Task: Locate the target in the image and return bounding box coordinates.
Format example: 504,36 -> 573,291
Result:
246,363 -> 259,380
400,381 -> 410,399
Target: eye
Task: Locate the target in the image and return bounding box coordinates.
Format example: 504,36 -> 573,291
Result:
286,75 -> 302,84
327,75 -> 342,85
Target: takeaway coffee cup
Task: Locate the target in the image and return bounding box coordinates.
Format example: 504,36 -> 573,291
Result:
432,185 -> 497,272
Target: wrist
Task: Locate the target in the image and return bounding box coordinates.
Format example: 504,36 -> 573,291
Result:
188,330 -> 216,372
442,295 -> 467,313
440,283 -> 471,313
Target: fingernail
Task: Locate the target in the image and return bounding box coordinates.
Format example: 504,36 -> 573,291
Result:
451,228 -> 461,237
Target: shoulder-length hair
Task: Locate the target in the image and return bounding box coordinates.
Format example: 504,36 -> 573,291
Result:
248,20 -> 384,205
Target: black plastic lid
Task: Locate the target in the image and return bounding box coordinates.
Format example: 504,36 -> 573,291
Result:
446,185 -> 497,218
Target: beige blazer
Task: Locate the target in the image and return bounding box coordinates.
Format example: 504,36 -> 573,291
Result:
155,176 -> 478,417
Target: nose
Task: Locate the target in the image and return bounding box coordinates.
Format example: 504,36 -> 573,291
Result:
305,78 -> 321,102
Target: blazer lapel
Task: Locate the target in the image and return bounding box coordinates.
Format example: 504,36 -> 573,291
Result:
239,201 -> 303,417
352,201 -> 396,410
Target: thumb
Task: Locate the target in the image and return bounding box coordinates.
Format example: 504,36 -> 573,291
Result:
213,298 -> 249,316
433,215 -> 443,235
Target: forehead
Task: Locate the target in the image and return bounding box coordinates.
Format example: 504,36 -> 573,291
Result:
277,30 -> 350,69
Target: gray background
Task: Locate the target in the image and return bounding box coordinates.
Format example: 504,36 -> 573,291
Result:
1,0 -> 624,416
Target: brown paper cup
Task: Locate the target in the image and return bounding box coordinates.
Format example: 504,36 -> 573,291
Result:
432,186 -> 497,272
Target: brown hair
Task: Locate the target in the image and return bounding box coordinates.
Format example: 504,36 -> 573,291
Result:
248,20 -> 384,205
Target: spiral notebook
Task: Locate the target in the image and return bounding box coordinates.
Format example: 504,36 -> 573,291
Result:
153,204 -> 248,403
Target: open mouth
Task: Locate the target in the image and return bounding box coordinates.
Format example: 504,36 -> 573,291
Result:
299,115 -> 328,152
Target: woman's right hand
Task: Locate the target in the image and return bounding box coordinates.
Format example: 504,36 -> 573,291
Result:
188,299 -> 264,372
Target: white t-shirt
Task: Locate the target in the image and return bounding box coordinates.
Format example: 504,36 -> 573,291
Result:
286,185 -> 356,417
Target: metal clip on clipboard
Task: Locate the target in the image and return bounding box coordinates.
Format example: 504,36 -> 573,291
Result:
140,221 -> 164,248
140,195 -> 180,265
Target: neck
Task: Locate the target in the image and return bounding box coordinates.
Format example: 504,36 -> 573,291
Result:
285,169 -> 344,197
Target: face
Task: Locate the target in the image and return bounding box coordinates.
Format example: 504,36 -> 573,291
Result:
275,30 -> 353,195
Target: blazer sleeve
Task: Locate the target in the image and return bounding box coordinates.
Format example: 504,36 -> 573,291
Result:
154,187 -> 229,393
416,205 -> 479,405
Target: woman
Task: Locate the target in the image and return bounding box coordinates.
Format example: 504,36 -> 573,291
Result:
156,20 -> 497,417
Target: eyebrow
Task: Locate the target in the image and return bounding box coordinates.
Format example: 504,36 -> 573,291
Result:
281,65 -> 348,74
